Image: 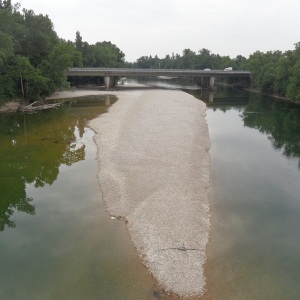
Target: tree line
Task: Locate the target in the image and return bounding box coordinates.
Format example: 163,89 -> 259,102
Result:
1,0 -> 300,102
68,31 -> 125,87
128,45 -> 300,101
0,1 -> 124,103
0,1 -> 83,102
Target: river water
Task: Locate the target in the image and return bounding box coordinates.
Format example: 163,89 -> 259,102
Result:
0,96 -> 157,300
203,90 -> 300,300
1,81 -> 300,299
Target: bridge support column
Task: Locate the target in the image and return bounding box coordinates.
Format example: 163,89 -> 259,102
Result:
202,77 -> 209,88
209,76 -> 215,89
110,76 -> 117,88
195,76 -> 203,87
104,76 -> 110,91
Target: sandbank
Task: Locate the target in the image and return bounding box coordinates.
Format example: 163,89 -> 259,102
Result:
46,88 -> 117,99
78,85 -> 211,297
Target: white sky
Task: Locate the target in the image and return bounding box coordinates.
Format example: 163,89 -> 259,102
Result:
20,0 -> 300,62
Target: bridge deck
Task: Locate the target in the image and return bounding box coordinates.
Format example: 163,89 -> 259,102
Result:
67,68 -> 251,77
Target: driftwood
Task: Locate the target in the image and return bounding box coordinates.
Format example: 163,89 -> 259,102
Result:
157,243 -> 199,252
19,101 -> 64,113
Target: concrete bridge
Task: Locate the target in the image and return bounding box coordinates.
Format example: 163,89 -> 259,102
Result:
67,67 -> 251,90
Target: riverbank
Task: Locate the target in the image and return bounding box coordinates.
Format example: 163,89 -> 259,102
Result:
87,86 -> 211,297
244,88 -> 300,106
0,101 -> 21,113
0,88 -> 115,114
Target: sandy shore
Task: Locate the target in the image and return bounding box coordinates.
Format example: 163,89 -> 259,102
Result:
50,86 -> 211,297
46,88 -> 118,99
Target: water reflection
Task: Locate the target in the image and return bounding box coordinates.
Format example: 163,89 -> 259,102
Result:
189,86 -> 300,168
134,76 -> 300,168
241,95 -> 300,167
188,87 -> 250,107
0,96 -> 116,231
203,89 -> 300,299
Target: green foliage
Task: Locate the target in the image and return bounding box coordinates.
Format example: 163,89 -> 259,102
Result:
81,40 -> 125,67
129,43 -> 300,101
75,30 -> 83,53
0,2 -> 81,100
1,2 -> 300,101
0,3 -> 125,101
20,9 -> 59,66
132,48 -> 236,70
241,47 -> 300,100
0,31 -> 13,65
242,96 -> 300,157
13,55 -> 49,98
40,41 -> 82,95
286,61 -> 300,100
71,32 -> 125,86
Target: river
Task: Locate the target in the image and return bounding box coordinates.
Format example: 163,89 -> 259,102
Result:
0,96 -> 158,300
203,89 -> 300,300
0,80 -> 300,299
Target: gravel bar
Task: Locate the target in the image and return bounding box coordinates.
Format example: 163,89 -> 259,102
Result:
89,88 -> 211,297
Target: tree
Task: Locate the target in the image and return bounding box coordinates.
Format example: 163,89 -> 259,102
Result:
0,31 -> 13,65
41,41 -> 82,95
13,55 -> 49,99
180,48 -> 196,68
75,30 -> 83,53
82,41 -> 124,67
286,60 -> 300,100
274,56 -> 290,96
0,0 -> 20,12
20,9 -> 59,67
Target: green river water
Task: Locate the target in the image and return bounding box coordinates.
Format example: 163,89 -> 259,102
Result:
0,82 -> 300,299
0,96 -> 157,300
203,89 -> 300,300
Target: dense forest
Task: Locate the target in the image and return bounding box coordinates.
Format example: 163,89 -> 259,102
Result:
0,1 -> 124,103
1,0 -> 300,102
0,1 -> 82,102
128,45 -> 300,101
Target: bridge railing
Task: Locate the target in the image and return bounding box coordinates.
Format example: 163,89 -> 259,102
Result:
67,67 -> 251,77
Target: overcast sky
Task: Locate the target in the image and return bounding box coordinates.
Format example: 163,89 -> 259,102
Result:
20,0 -> 300,62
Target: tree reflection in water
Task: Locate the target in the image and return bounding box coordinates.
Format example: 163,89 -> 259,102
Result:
242,95 -> 300,167
201,88 -> 300,168
0,96 -> 116,231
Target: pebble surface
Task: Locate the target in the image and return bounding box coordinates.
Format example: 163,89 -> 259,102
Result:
89,88 -> 211,297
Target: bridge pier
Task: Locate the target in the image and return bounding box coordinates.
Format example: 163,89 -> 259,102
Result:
104,76 -> 118,90
104,76 -> 110,91
209,76 -> 215,89
202,77 -> 209,88
198,76 -> 215,90
112,76 -> 117,87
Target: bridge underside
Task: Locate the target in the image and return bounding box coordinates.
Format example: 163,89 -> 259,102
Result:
101,75 -> 215,91
67,68 -> 251,91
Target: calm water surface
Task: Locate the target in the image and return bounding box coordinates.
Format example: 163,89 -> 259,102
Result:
1,82 -> 300,300
203,93 -> 300,300
0,96 -> 158,300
